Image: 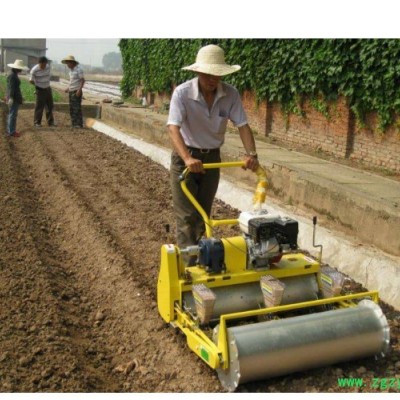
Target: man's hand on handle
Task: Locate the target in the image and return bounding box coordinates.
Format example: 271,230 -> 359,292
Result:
184,156 -> 205,174
243,154 -> 259,172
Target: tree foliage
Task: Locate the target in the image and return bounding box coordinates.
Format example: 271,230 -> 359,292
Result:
119,39 -> 400,131
102,51 -> 122,72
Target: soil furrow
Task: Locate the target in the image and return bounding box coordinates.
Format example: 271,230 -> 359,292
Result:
1,110 -> 399,393
9,113 -> 219,392
0,129 -> 123,392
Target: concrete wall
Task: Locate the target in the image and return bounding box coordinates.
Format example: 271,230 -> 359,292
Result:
2,39 -> 46,51
266,163 -> 400,257
102,105 -> 167,143
19,103 -> 101,119
1,39 -> 46,71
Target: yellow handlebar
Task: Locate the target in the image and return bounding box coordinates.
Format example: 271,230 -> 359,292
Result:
180,161 -> 246,179
180,161 -> 267,238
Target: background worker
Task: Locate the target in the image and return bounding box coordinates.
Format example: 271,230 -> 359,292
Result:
5,59 -> 29,137
29,56 -> 55,127
62,55 -> 85,128
167,44 -> 259,251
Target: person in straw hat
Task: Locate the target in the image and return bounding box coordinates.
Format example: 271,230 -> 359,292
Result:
5,59 -> 29,137
167,44 -> 259,253
62,55 -> 85,128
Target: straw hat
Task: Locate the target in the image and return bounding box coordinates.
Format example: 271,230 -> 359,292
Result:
62,55 -> 79,64
182,44 -> 241,76
7,59 -> 29,70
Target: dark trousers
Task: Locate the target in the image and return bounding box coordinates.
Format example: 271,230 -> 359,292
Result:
34,87 -> 54,125
170,148 -> 221,248
69,91 -> 83,127
7,102 -> 19,135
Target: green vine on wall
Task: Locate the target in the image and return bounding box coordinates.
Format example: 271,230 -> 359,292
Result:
119,39 -> 400,132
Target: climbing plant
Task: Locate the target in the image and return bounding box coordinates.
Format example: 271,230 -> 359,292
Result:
119,39 -> 400,132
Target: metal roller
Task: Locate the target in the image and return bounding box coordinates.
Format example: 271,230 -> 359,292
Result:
183,275 -> 319,321
214,300 -> 390,392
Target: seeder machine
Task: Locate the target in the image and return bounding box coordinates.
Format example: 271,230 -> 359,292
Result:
157,162 -> 389,391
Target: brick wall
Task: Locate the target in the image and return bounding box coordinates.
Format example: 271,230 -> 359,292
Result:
242,91 -> 400,174
266,97 -> 350,158
140,87 -> 400,173
351,115 -> 400,172
240,90 -> 267,136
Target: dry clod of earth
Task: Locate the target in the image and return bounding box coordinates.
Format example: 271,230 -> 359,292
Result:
0,110 -> 399,393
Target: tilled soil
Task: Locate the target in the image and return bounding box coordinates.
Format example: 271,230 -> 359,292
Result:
0,110 -> 399,393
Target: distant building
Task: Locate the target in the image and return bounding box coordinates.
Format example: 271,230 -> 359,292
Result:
0,38 -> 47,72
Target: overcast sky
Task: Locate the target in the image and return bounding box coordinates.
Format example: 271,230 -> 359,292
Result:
2,2 -> 399,48
46,39 -> 120,67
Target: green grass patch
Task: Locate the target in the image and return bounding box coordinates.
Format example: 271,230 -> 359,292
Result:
0,75 -> 62,102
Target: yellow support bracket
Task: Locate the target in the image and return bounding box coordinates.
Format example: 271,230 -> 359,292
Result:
174,306 -> 221,369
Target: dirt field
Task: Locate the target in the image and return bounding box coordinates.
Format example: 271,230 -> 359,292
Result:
0,110 -> 399,393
